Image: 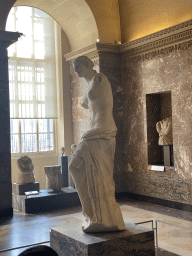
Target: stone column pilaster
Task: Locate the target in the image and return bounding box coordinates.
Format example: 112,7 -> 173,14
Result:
96,43 -> 124,192
0,31 -> 22,217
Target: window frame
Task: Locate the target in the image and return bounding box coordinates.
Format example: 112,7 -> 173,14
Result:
10,118 -> 58,158
7,6 -> 61,158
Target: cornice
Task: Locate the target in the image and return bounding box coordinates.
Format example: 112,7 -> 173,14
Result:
0,31 -> 23,49
121,19 -> 192,51
64,43 -> 119,62
65,44 -> 98,61
120,19 -> 192,61
65,19 -> 192,64
96,43 -> 120,53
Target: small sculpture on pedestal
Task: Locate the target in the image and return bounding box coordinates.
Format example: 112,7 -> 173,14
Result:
156,117 -> 173,166
60,147 -> 65,156
44,166 -> 62,192
58,147 -> 69,188
12,156 -> 39,195
17,156 -> 35,185
156,117 -> 173,146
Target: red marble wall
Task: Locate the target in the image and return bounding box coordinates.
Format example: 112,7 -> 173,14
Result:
122,47 -> 192,204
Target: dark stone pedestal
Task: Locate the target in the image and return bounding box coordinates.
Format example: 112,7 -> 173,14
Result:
69,155 -> 75,188
12,182 -> 40,195
58,156 -> 68,187
163,146 -> 171,166
50,220 -> 155,256
12,189 -> 80,213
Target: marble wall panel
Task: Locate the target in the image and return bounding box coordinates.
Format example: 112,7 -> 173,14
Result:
99,52 -> 125,187
122,46 -> 192,204
68,36 -> 192,202
124,172 -> 191,205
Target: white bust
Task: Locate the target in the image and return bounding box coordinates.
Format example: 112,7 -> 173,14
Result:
60,147 -> 65,156
156,117 -> 173,145
17,156 -> 35,185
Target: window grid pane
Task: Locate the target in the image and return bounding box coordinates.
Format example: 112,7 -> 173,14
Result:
38,119 -> 54,152
39,119 -> 53,133
21,119 -> 36,134
22,134 -> 37,153
10,119 -> 20,153
39,133 -> 54,152
10,119 -> 54,153
11,135 -> 20,153
7,6 -> 57,154
7,6 -> 58,119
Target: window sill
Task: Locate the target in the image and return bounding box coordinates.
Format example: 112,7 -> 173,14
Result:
11,151 -> 59,160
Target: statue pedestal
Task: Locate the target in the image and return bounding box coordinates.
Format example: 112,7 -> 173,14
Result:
12,182 -> 39,195
58,156 -> 68,187
69,155 -> 75,188
50,220 -> 155,256
12,189 -> 80,213
163,145 -> 171,166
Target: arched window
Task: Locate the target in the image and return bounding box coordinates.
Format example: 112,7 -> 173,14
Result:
6,7 -> 60,154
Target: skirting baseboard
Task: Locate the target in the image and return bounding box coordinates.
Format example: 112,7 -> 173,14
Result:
115,192 -> 192,213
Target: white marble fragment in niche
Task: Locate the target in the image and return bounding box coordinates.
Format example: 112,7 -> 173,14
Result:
156,117 -> 173,145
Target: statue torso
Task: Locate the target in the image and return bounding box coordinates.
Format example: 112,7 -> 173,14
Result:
82,73 -> 116,131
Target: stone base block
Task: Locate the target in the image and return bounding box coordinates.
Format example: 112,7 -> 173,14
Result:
12,189 -> 80,213
12,182 -> 40,195
50,220 -> 155,256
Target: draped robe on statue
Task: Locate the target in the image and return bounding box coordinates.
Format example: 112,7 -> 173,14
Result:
69,72 -> 125,233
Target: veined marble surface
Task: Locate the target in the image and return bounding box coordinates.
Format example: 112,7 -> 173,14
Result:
122,47 -> 192,204
50,220 -> 154,255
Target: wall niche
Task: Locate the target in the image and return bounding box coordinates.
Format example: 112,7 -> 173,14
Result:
146,91 -> 173,167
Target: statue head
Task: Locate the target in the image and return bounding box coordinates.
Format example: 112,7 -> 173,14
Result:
73,56 -> 94,77
73,56 -> 94,69
60,147 -> 65,156
71,144 -> 77,154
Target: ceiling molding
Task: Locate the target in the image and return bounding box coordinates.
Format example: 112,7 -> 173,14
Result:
65,19 -> 192,64
120,19 -> 192,62
120,19 -> 192,51
65,42 -> 119,62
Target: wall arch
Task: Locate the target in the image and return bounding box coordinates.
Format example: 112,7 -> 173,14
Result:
0,0 -> 123,50
1,0 -> 99,52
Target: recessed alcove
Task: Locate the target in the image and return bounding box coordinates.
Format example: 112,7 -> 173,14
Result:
146,91 -> 174,167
